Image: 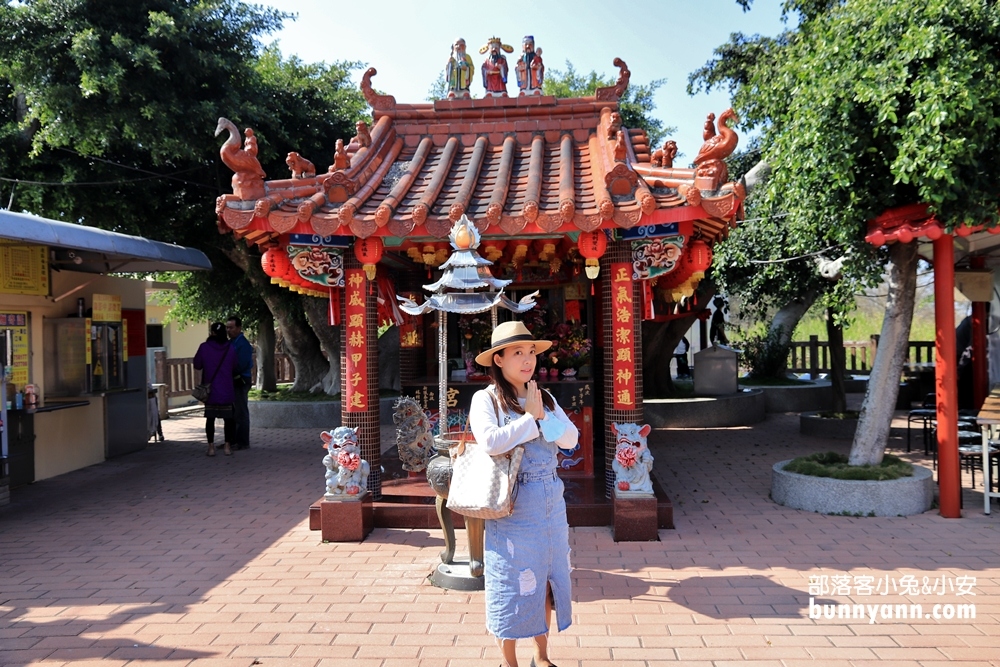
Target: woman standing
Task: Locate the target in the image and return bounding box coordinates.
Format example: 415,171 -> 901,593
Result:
469,321 -> 579,667
193,322 -> 236,457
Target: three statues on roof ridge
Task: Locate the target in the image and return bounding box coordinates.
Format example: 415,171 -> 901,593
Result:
446,35 -> 544,100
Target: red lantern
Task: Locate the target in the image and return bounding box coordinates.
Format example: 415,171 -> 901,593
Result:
260,248 -> 289,278
577,231 -> 607,279
687,240 -> 713,278
354,237 -> 384,281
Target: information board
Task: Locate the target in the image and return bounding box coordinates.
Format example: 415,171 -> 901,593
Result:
92,294 -> 122,322
0,242 -> 49,296
0,311 -> 30,386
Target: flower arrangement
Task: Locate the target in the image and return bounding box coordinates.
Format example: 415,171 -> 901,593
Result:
458,314 -> 492,351
545,322 -> 592,370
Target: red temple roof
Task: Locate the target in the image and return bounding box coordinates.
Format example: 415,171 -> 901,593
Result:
215,60 -> 744,249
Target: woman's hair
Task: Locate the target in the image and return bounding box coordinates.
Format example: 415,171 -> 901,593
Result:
487,349 -> 555,415
208,322 -> 228,344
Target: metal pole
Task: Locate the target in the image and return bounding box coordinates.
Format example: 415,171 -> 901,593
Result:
934,234 -> 960,518
438,309 -> 447,436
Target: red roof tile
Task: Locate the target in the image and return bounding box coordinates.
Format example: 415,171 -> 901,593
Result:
215,61 -> 744,248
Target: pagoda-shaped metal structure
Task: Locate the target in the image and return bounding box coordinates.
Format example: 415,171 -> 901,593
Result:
399,214 -> 537,432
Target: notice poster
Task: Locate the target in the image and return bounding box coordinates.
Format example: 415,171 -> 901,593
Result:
0,312 -> 29,386
0,242 -> 49,296
92,294 -> 121,322
344,269 -> 368,412
610,263 -> 636,410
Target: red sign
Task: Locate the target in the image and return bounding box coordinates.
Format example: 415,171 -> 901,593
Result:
345,269 -> 367,412
611,262 -> 636,410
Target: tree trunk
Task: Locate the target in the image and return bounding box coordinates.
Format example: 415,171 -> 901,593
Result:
301,295 -> 340,395
850,241 -> 918,466
223,243 -> 329,392
763,290 -> 819,377
254,307 -> 277,392
826,306 -> 846,413
641,281 -> 715,397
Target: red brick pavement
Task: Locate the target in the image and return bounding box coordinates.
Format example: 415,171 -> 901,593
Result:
0,409 -> 997,666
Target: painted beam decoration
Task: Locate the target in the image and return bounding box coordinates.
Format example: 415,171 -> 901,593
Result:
611,262 -> 636,410
344,268 -> 367,412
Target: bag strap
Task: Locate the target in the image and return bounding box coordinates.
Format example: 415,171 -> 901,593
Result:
204,344 -> 232,385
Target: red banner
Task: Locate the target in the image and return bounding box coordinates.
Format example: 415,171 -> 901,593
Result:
345,269 -> 367,412
611,262 -> 636,410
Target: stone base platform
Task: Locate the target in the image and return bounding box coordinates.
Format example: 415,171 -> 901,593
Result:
319,493 -> 374,542
309,464 -> 673,534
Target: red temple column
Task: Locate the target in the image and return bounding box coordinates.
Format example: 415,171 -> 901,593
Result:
934,234 -> 960,518
970,256 -> 988,410
341,251 -> 382,500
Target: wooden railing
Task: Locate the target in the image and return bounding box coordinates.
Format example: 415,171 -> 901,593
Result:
787,336 -> 935,377
154,351 -> 295,398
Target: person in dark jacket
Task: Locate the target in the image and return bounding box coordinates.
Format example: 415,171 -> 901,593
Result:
193,322 -> 237,456
226,315 -> 254,450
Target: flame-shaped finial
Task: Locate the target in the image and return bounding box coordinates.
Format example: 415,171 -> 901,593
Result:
449,214 -> 481,251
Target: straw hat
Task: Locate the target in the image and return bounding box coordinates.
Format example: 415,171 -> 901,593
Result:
475,320 -> 552,367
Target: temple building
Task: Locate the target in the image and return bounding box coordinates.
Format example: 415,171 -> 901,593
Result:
215,45 -> 744,535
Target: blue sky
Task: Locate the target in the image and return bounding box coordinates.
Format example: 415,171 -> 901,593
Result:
261,0 -> 789,157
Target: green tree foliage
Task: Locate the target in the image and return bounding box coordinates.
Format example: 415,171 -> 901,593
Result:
696,0 -> 1000,337
543,61 -> 672,148
0,1 -> 367,389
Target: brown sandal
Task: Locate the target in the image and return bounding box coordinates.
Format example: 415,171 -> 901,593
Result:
207,445 -> 216,457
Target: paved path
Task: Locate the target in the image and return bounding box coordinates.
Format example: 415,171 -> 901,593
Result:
1,409 -> 998,666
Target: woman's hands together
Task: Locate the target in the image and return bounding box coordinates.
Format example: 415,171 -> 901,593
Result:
524,380 -> 544,420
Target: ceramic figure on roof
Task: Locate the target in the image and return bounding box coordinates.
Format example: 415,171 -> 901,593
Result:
611,422 -> 654,496
447,38 -> 475,99
352,121 -> 372,148
286,152 -> 315,179
479,36 -> 512,97
515,35 -> 544,96
332,138 -> 350,171
215,117 -> 266,199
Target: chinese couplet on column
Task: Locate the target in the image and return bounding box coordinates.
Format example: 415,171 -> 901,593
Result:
345,268 -> 368,412
611,262 -> 636,410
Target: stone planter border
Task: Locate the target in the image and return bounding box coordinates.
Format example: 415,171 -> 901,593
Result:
750,381 -> 832,413
644,389 -> 765,428
771,459 -> 934,517
249,396 -> 397,429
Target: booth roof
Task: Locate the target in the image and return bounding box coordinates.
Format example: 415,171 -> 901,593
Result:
0,209 -> 212,273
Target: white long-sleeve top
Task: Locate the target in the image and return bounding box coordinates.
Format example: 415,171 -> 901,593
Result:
469,386 -> 579,456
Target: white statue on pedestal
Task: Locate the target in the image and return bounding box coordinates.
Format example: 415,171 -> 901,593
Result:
612,422 -> 654,496
321,426 -> 370,500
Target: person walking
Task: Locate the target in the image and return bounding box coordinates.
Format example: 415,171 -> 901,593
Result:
470,320 -> 578,667
193,323 -> 236,456
226,315 -> 253,450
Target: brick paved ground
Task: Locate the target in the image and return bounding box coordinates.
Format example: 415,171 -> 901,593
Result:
1,405 -> 998,666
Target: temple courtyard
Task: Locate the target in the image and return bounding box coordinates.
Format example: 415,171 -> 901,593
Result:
1,406 -> 998,666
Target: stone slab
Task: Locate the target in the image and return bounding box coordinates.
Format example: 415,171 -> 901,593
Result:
771,459 -> 934,517
612,491 -> 658,541
320,494 -> 374,542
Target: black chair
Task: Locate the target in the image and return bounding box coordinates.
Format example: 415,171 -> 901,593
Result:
907,394 -> 937,454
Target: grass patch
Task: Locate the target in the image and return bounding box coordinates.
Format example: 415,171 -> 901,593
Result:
739,376 -> 814,387
784,451 -> 913,481
250,387 -> 335,402
815,411 -> 860,419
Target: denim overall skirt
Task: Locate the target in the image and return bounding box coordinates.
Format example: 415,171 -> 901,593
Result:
484,410 -> 573,640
